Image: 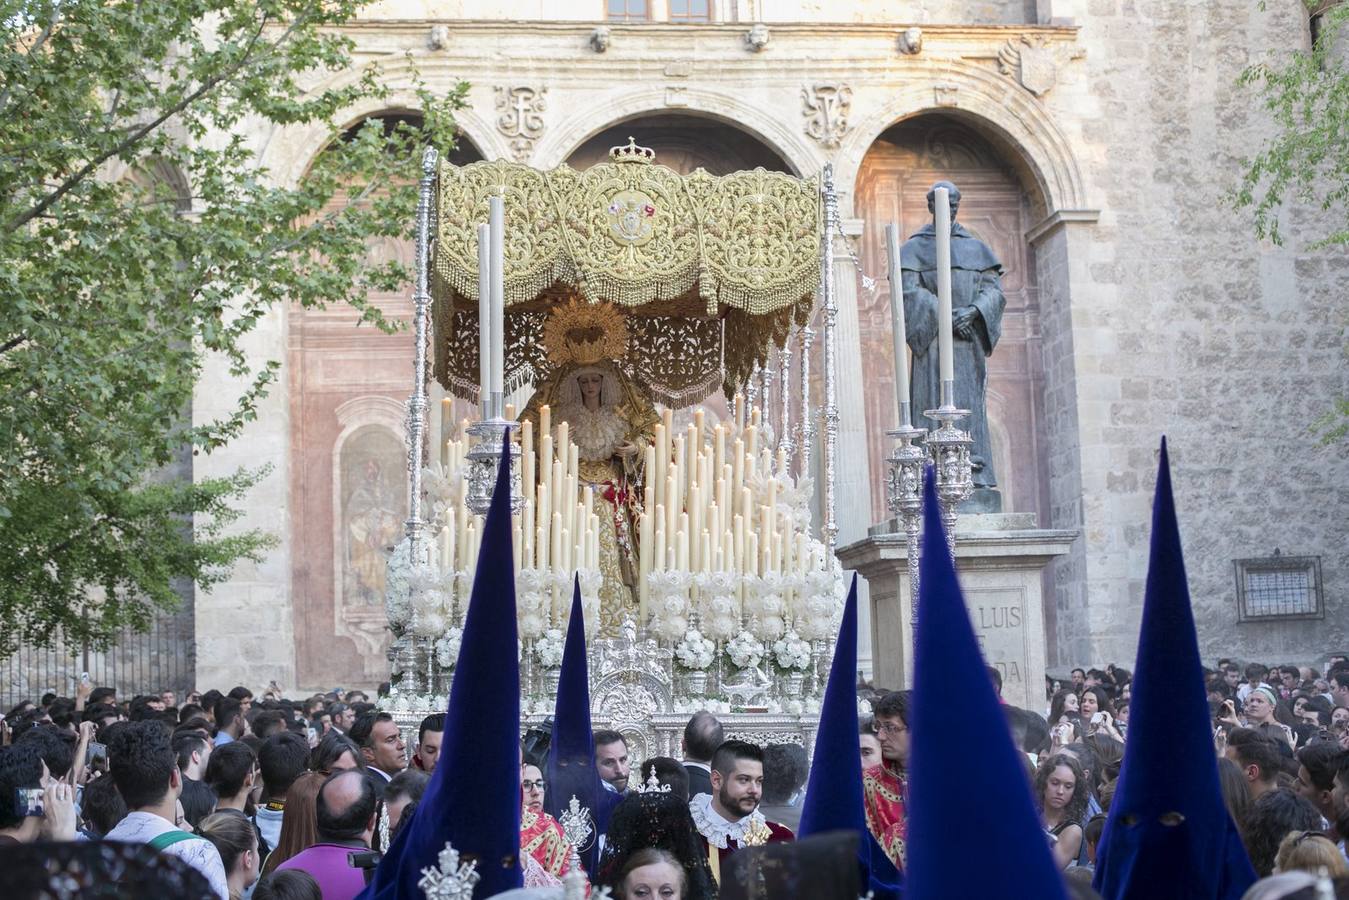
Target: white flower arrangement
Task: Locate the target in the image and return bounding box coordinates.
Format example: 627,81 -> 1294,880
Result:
726,630 -> 766,670
647,570 -> 692,641
772,631 -> 812,671
435,627 -> 464,669
535,628 -> 566,668
384,538 -> 414,628
675,629 -> 715,670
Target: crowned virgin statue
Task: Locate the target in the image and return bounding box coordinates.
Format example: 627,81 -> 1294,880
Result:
521,300 -> 659,634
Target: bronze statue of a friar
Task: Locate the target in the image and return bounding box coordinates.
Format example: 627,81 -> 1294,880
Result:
900,181 -> 1006,511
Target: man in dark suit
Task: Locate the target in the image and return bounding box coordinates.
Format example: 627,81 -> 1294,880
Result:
681,711 -> 723,798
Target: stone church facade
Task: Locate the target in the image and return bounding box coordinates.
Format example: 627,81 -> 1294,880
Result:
180,1 -> 1346,693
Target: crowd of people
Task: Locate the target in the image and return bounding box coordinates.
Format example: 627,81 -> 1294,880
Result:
1,654 -> 1347,899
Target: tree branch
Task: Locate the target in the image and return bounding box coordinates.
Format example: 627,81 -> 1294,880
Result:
0,4 -> 63,119
3,12 -> 288,234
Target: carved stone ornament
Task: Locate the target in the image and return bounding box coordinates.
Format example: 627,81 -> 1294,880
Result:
494,86 -> 547,162
590,26 -> 611,53
898,27 -> 923,55
801,83 -> 853,148
745,22 -> 770,52
428,25 -> 449,51
998,35 -> 1057,97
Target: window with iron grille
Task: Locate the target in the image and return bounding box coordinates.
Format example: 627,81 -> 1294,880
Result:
1234,553 -> 1323,621
669,0 -> 712,22
607,0 -> 650,21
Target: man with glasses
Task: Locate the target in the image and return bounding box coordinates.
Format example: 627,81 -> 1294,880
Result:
863,690 -> 912,873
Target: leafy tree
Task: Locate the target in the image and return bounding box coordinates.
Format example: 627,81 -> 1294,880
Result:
1236,1 -> 1348,442
1237,2 -> 1349,249
0,1 -> 466,653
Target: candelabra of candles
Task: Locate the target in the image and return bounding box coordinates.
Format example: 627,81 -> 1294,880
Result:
881,197 -> 975,629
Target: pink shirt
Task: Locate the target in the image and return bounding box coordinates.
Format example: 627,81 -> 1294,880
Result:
276,842 -> 369,899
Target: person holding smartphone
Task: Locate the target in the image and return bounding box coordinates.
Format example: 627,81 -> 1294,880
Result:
0,743 -> 77,844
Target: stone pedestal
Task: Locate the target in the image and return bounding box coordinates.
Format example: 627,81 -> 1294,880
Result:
837,513 -> 1076,710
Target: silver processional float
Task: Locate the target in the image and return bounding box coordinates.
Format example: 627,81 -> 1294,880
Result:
388,141 -> 973,760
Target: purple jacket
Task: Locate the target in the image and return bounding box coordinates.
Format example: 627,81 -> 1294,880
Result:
276,842 -> 368,899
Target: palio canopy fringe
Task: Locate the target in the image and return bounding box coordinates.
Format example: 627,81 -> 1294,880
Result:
430,144 -> 821,402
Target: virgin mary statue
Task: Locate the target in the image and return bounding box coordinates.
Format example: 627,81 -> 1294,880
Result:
521,300 -> 659,634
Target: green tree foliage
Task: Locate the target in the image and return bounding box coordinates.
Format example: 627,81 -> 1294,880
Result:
1237,2 -> 1348,443
0,1 -> 466,653
1237,2 -> 1349,249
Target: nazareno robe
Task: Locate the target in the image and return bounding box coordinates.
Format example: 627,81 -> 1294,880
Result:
900,221 -> 1006,489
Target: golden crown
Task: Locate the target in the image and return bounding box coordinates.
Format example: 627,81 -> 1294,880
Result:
609,136 -> 656,164
543,299 -> 630,368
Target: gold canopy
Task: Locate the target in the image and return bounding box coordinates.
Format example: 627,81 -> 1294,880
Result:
430,141 -> 822,404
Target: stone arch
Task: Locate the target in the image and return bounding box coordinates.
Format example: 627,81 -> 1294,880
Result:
836,62 -> 1090,220
533,87 -> 821,177
853,113 -> 1050,522
260,83 -> 499,191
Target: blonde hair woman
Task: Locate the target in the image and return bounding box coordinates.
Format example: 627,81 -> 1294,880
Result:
198,812 -> 261,900
1274,830 -> 1348,877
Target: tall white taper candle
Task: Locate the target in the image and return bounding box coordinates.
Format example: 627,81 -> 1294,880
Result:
476,224 -> 491,411
885,222 -> 910,424
934,186 -> 954,392
489,195 -> 505,409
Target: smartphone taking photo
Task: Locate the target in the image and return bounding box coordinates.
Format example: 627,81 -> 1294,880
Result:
16,787 -> 43,818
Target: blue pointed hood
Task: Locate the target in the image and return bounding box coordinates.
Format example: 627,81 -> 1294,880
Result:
360,432 -> 522,898
1094,439 -> 1255,899
906,468 -> 1068,900
543,576 -> 618,873
798,574 -> 902,899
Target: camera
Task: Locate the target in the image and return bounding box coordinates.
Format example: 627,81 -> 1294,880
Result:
16,787 -> 43,818
348,849 -> 382,885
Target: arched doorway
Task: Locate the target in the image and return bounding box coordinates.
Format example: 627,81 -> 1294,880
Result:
290,116 -> 484,690
855,113 -> 1050,527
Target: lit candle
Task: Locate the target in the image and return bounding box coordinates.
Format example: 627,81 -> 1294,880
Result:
934,186 -> 955,392
489,194 -> 505,407
476,223 -> 491,414
693,409 -> 705,454
735,392 -> 745,433
504,402 -> 515,421
556,421 -> 569,463
539,404 -> 551,441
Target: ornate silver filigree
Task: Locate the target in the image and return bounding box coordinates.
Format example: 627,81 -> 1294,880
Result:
924,396 -> 974,558
886,424 -> 928,625
418,842 -> 480,900
820,166 -> 841,563
404,148 -> 438,572
559,795 -> 596,853
465,417 -> 521,516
